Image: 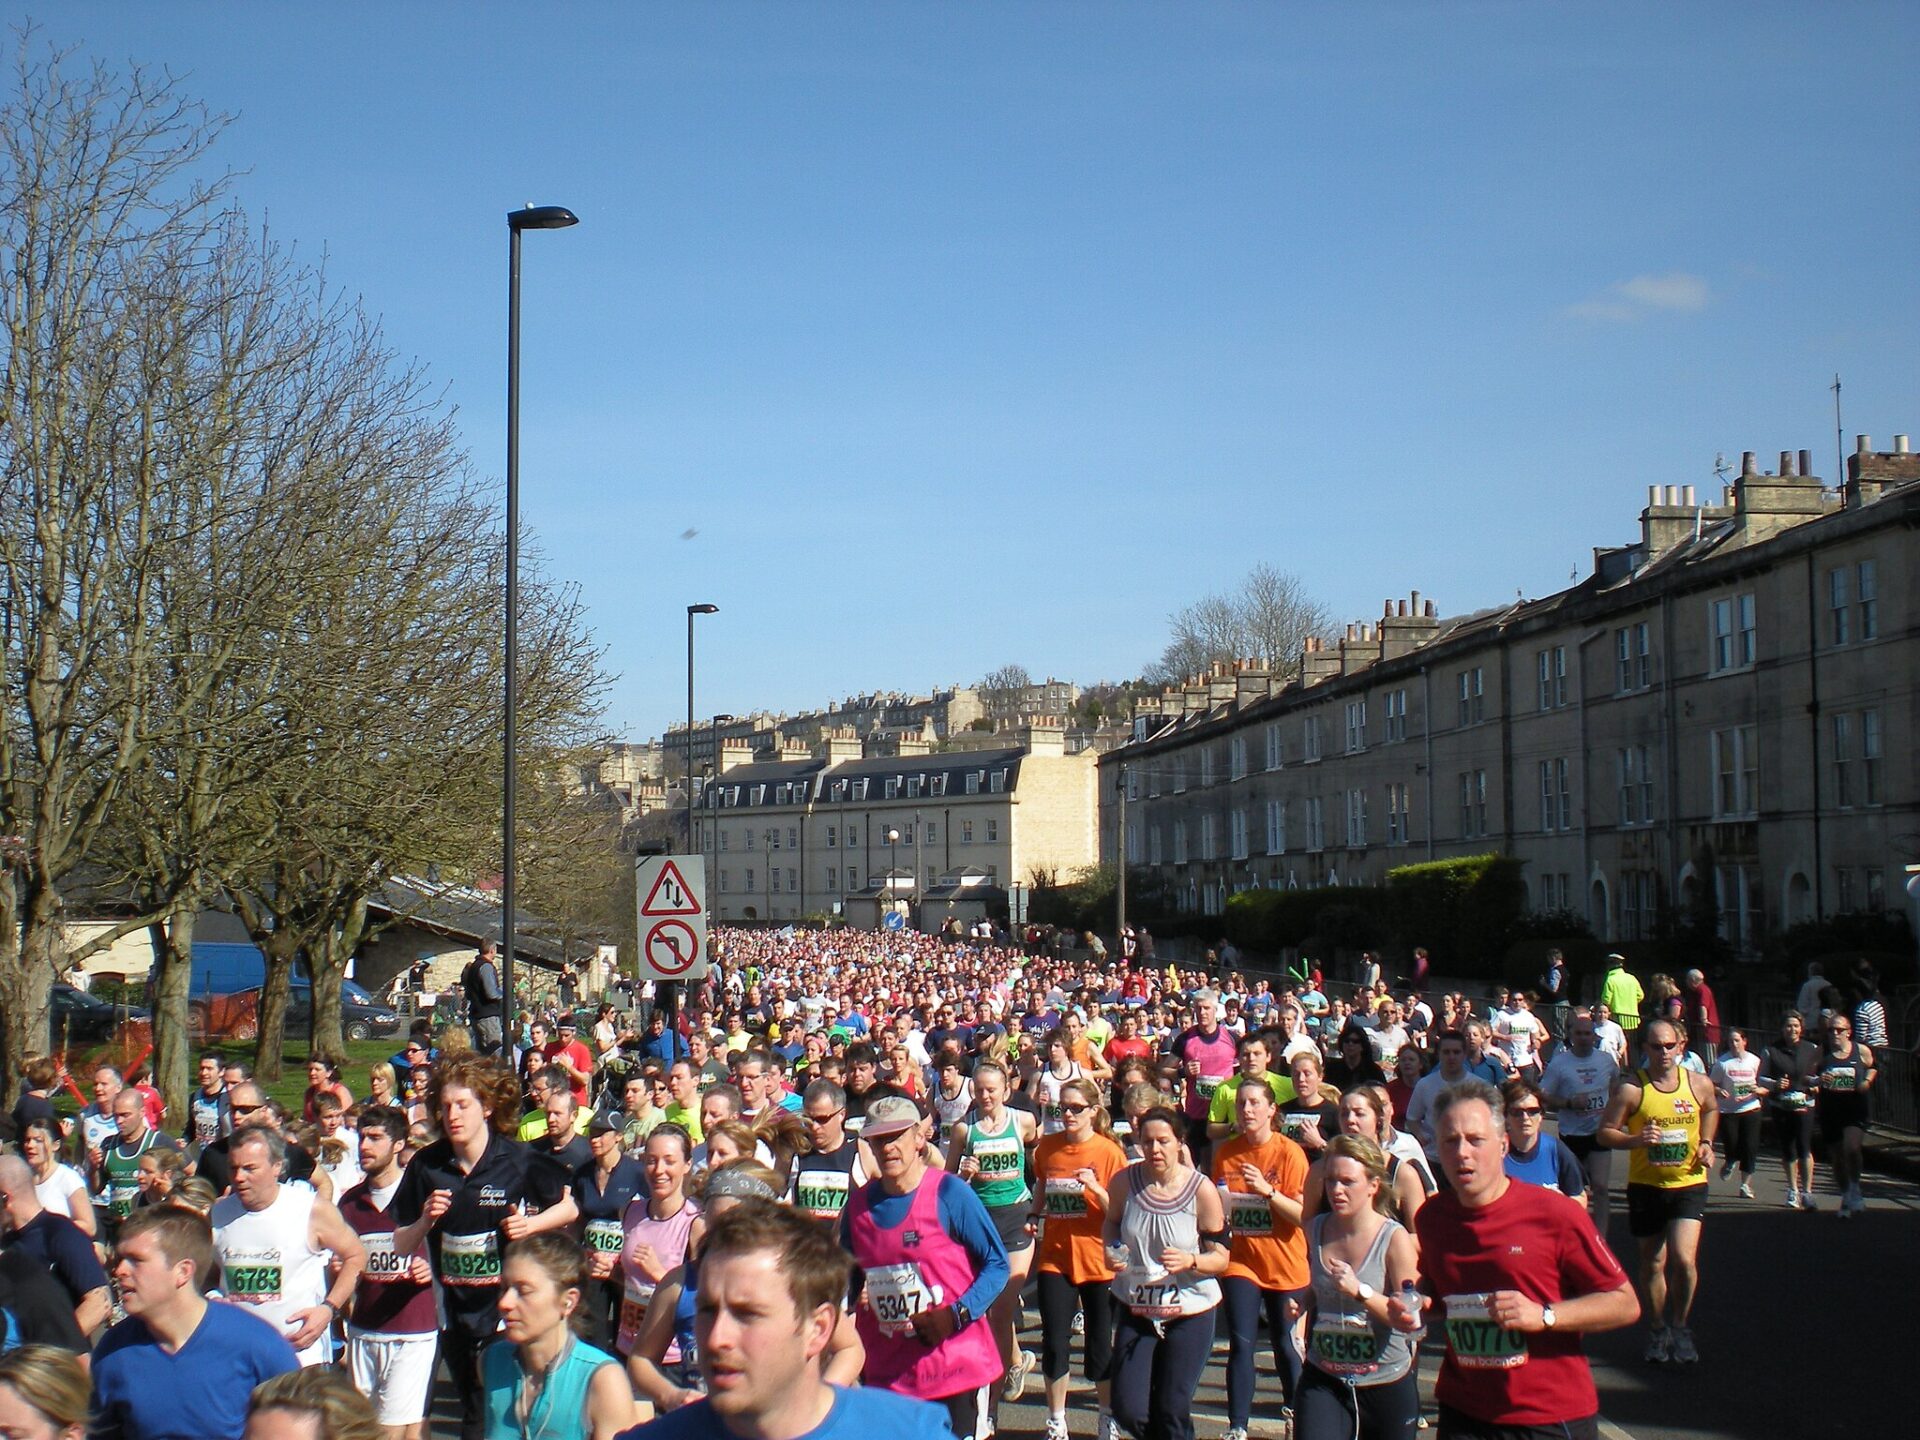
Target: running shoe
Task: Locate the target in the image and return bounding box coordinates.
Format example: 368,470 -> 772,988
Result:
1739,1181 -> 1754,1199
1669,1328 -> 1699,1365
1002,1350 -> 1037,1402
1644,1326 -> 1671,1365
1222,1428 -> 1249,1440
1719,1160 -> 1734,1181
1097,1413 -> 1121,1440
1072,1309 -> 1086,1336
1801,1191 -> 1819,1211
1784,1189 -> 1801,1210
1046,1419 -> 1071,1440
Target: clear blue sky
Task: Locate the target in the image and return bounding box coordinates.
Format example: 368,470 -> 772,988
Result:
31,2 -> 1920,741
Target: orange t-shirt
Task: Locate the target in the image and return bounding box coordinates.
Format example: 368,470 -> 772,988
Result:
1032,1132 -> 1128,1284
1211,1131 -> 1310,1291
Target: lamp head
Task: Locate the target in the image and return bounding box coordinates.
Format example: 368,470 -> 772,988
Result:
509,205 -> 580,231
688,603 -> 719,616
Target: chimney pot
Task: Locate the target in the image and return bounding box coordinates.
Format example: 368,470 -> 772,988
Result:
1410,589 -> 1422,614
1384,598 -> 1394,617
1682,484 -> 1696,505
1896,435 -> 1911,454
1648,485 -> 1659,507
1857,434 -> 1871,454
1741,451 -> 1757,476
1424,600 -> 1437,617
1799,449 -> 1813,477
1780,450 -> 1795,476
1399,598 -> 1409,617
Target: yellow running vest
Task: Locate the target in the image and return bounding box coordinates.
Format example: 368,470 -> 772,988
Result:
1626,1069 -> 1705,1188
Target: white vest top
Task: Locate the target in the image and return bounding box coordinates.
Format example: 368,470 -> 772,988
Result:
212,1182 -> 329,1364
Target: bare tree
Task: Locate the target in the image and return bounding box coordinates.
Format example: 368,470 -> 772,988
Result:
1146,566 -> 1330,684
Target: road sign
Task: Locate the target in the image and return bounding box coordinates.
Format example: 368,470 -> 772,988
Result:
882,909 -> 905,932
635,855 -> 709,981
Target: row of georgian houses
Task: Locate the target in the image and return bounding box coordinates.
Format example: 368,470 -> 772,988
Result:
1099,437 -> 1920,956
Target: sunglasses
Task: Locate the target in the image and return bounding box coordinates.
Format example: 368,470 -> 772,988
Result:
1058,1102 -> 1092,1116
1510,1106 -> 1543,1118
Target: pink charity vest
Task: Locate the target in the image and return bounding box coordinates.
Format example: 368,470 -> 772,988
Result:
847,1167 -> 1004,1399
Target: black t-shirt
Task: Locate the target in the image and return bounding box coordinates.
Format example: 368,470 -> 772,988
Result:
0,1247 -> 88,1353
197,1134 -> 316,1195
537,1132 -> 593,1184
390,1130 -> 569,1334
9,1209 -> 109,1308
9,1091 -> 55,1144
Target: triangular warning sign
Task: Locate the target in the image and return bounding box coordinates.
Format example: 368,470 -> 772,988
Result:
640,860 -> 701,917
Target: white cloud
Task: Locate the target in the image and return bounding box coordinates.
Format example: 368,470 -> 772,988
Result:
1567,271 -> 1710,322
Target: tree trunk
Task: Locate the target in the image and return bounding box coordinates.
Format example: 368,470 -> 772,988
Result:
253,927 -> 300,1082
0,877 -> 65,1109
148,908 -> 194,1127
307,893 -> 369,1065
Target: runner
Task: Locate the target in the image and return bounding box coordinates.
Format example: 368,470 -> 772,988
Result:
1032,1029 -> 1086,1136
1709,1028 -> 1764,1199
576,1111 -> 648,1349
20,1118 -> 95,1238
337,1105 -> 438,1440
210,1126 -> 367,1368
617,1126 -> 701,1362
1499,1078 -> 1585,1199
844,1095 -> 1008,1440
1280,1051 -> 1340,1160
1168,990 -> 1238,1169
389,1055 -> 579,1440
1211,1077 -> 1310,1440
1294,1136 -> 1421,1440
1540,1010 -> 1620,1233
1813,1013 -> 1874,1217
1598,1018 -> 1717,1366
1205,1031 -> 1298,1142
1759,1011 -> 1821,1209
789,1080 -> 870,1226
187,1055 -> 232,1157
1405,1079 -> 1638,1440
100,1090 -> 181,1230
480,1233 -> 635,1439
1031,1077 -> 1127,1440
946,1059 -> 1040,1413
1104,1106 -> 1228,1440
1303,1088 -> 1431,1227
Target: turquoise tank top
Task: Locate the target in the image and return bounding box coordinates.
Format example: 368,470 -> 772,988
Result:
481,1336 -> 620,1440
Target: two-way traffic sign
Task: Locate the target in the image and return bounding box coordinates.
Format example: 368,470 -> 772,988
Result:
635,855 -> 709,981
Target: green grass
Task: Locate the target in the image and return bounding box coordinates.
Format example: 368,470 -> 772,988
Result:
55,1035 -> 407,1125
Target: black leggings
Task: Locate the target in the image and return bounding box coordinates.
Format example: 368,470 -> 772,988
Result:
1110,1307 -> 1216,1440
1222,1275 -> 1309,1420
1723,1111 -> 1762,1174
1038,1270 -> 1113,1383
1294,1365 -> 1420,1440
1771,1107 -> 1815,1163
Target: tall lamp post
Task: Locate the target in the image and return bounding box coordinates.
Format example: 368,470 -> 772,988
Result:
667,603 -> 718,1040
502,202 -> 577,1034
707,713 -> 735,919
885,826 -> 901,927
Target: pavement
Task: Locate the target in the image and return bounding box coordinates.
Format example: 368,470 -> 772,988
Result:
1861,1125 -> 1920,1182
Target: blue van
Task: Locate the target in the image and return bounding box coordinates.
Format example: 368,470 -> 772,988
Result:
188,942 -> 400,1042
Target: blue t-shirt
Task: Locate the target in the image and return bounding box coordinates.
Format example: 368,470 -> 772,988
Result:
1503,1136 -> 1588,1198
92,1299 -> 299,1440
619,1384 -> 954,1440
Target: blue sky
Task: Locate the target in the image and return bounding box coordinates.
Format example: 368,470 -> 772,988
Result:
28,2 -> 1919,740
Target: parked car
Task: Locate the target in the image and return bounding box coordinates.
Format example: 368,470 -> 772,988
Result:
186,940 -> 400,1042
50,983 -> 149,1044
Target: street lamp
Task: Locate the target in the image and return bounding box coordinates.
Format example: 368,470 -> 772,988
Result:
708,712 -> 734,918
686,604 -> 719,850
502,201 -> 577,1040
885,826 -> 901,927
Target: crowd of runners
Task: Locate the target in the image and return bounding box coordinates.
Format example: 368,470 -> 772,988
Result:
0,926 -> 1891,1440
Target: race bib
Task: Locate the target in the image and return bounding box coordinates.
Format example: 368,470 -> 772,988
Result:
1647,1126 -> 1692,1169
1280,1113 -> 1319,1142
360,1232 -> 408,1282
795,1168 -> 851,1218
1127,1270 -> 1184,1319
1731,1080 -> 1755,1101
1575,1090 -> 1608,1113
619,1275 -> 658,1338
108,1181 -> 141,1219
1311,1313 -> 1381,1377
440,1230 -> 502,1286
867,1261 -> 940,1337
1195,1076 -> 1223,1101
193,1107 -> 221,1145
223,1247 -> 285,1303
1227,1192 -> 1274,1237
1043,1176 -> 1088,1217
973,1135 -> 1023,1178
1782,1089 -> 1811,1110
1825,1067 -> 1859,1093
584,1219 -> 625,1253
1444,1293 -> 1527,1370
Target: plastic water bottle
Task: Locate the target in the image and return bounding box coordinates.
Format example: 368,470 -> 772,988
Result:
1399,1280 -> 1424,1338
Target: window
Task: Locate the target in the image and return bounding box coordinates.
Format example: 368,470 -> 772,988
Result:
1345,700 -> 1368,753
1383,689 -> 1407,743
1836,709 -> 1884,808
1173,819 -> 1188,864
1200,748 -> 1216,787
1858,559 -> 1879,639
964,772 -> 980,796
989,770 -> 1006,793
960,820 -> 974,844
1538,758 -> 1571,832
846,867 -> 858,890
826,866 -> 838,888
1616,622 -> 1651,692
884,777 -> 899,799
925,822 -> 938,843
1344,788 -> 1368,848
1834,867 -> 1855,912
985,818 -> 998,843
1866,867 -> 1886,912
1711,726 -> 1759,818
1458,770 -> 1487,838
720,830 -> 731,852
1125,822 -> 1142,863
1862,709 -> 1882,805
1265,799 -> 1286,854
1715,865 -> 1762,953
1125,770 -> 1140,801
787,827 -> 797,849
1229,735 -> 1248,780
931,774 -> 948,797
1537,646 -> 1567,710
1264,724 -> 1283,771
824,824 -> 837,848
787,868 -> 797,893
1149,825 -> 1164,865
1538,873 -> 1570,911
1303,715 -> 1323,762
1619,869 -> 1657,941
1230,808 -> 1249,860
1616,745 -> 1654,826
744,867 -> 756,890
1200,814 -> 1217,860
1305,797 -> 1326,852
768,828 -> 780,850
1833,712 -> 1853,808
1828,567 -> 1852,645
719,870 -> 730,893
770,869 -> 781,893
1457,667 -> 1484,726
742,829 -> 757,851
846,826 -> 859,849
1386,782 -> 1409,845
1709,593 -> 1756,673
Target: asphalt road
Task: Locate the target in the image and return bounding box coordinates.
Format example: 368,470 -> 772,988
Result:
422,1154 -> 1917,1440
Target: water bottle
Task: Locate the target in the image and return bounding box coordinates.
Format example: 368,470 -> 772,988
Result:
1398,1280 -> 1424,1338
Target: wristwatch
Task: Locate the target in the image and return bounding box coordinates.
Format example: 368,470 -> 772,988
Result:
951,1300 -> 973,1329
1540,1304 -> 1557,1330
1356,1283 -> 1375,1302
